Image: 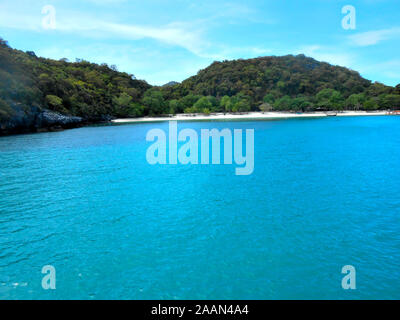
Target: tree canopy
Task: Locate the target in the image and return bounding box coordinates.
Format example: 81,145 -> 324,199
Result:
1,39 -> 400,130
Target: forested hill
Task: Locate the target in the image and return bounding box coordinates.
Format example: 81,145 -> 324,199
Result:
161,54 -> 400,114
0,38 -> 150,134
167,55 -> 370,100
1,38 -> 400,135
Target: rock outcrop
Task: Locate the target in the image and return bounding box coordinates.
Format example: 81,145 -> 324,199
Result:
37,111 -> 83,128
0,103 -> 84,135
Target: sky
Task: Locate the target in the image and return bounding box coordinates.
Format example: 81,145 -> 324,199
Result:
0,0 -> 399,86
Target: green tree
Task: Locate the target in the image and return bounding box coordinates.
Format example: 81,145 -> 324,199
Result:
168,99 -> 182,114
193,96 -> 212,113
142,89 -> 167,115
180,94 -> 201,110
127,103 -> 144,117
378,94 -> 400,110
113,92 -> 138,117
274,95 -> 292,111
316,88 -> 343,110
45,95 -> 66,113
113,92 -> 133,107
206,96 -> 219,111
230,93 -> 252,112
184,106 -> 195,114
263,93 -> 275,104
345,93 -> 366,110
0,98 -> 15,120
290,97 -> 312,112
220,95 -> 232,113
364,98 -> 379,110
234,99 -> 251,112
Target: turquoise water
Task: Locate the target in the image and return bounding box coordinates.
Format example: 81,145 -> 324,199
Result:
0,116 -> 399,300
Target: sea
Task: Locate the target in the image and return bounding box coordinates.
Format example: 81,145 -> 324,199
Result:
0,115 -> 399,299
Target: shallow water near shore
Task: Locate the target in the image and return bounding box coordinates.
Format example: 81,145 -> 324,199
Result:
0,116 -> 399,299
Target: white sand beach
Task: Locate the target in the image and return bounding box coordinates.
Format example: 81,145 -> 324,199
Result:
112,110 -> 391,124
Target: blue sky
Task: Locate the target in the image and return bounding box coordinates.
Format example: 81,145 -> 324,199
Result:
0,0 -> 399,86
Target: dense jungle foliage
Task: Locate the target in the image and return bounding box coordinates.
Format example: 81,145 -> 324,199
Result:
161,55 -> 400,114
1,37 -> 400,125
0,38 -> 150,122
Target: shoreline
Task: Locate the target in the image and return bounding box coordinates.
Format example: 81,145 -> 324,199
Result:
112,110 -> 391,124
0,111 -> 394,137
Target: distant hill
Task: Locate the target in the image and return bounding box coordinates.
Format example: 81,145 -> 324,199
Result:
1,38 -> 400,135
162,81 -> 180,87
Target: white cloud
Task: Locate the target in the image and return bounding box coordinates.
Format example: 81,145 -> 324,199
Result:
358,60 -> 400,84
296,45 -> 354,67
0,6 -> 212,58
348,27 -> 400,46
66,20 -> 208,57
0,0 -> 276,62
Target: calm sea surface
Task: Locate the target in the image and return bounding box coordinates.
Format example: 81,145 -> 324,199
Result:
0,116 -> 399,299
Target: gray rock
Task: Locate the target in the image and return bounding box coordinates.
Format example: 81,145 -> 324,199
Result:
37,110 -> 83,127
0,104 -> 84,135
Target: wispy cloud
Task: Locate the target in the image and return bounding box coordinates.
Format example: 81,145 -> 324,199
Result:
358,59 -> 400,83
0,2 -> 273,62
188,1 -> 275,25
0,6 -> 212,58
348,27 -> 400,46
